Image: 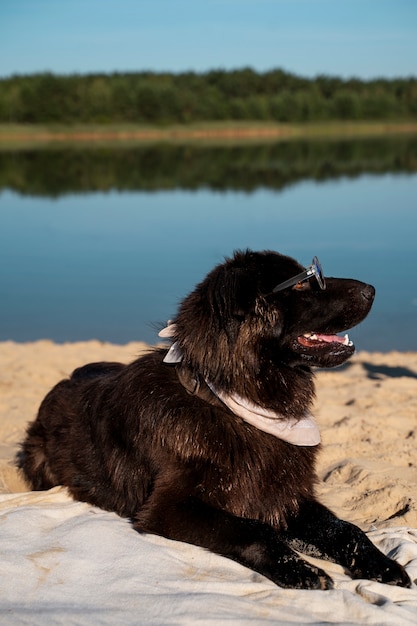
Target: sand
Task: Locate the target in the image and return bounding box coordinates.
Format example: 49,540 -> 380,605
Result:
1,341 -> 416,624
1,340 -> 416,528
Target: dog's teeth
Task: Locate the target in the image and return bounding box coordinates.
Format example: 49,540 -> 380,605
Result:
343,334 -> 353,346
303,333 -> 318,341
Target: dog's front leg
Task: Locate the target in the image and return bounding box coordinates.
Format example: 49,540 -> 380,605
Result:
284,500 -> 412,587
135,493 -> 333,589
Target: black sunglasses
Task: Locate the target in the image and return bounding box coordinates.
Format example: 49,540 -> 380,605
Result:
272,256 -> 326,293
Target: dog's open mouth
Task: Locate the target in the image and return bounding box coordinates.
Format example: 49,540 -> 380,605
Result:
297,332 -> 353,348
292,331 -> 356,366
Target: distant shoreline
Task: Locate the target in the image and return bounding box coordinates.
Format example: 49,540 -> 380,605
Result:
1,121 -> 417,147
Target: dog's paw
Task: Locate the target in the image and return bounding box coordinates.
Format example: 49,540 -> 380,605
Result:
351,556 -> 411,588
271,558 -> 334,590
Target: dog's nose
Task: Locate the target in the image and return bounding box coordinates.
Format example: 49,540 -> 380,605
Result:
361,284 -> 375,302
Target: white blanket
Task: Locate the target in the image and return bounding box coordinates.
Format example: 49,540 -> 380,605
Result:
1,489 -> 416,626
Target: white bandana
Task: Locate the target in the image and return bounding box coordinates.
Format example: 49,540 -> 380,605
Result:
159,322 -> 182,363
158,322 -> 320,446
206,383 -> 320,446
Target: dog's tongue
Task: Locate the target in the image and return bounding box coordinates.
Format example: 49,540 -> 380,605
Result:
299,332 -> 353,347
314,333 -> 346,344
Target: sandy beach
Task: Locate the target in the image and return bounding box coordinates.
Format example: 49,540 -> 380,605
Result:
0,340 -> 417,624
1,340 -> 416,526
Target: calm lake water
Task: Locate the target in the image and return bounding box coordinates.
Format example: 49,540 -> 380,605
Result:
1,141 -> 416,352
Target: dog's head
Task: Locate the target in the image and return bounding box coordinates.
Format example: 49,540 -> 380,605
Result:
167,250 -> 375,412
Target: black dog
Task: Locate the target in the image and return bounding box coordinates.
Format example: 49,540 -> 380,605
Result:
18,250 -> 411,590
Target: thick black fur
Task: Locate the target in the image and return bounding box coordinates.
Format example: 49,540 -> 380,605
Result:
18,250 -> 411,589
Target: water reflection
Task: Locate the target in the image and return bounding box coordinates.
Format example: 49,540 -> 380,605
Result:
0,136 -> 416,351
1,135 -> 417,197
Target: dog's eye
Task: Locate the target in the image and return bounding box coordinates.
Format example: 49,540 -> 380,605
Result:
293,281 -> 309,291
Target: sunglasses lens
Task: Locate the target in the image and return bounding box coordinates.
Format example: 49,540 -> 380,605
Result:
312,256 -> 326,289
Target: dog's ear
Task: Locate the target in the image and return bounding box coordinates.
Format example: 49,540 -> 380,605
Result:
228,268 -> 258,320
204,267 -> 256,322
178,261 -> 259,338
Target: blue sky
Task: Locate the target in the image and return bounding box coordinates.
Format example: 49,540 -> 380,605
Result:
1,0 -> 416,79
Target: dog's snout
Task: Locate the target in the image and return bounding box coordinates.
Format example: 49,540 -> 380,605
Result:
361,284 -> 375,302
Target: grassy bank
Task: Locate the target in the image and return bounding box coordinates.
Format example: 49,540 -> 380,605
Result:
1,121 -> 417,149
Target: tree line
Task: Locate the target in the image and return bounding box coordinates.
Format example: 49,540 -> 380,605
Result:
0,68 -> 416,125
2,136 -> 416,197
